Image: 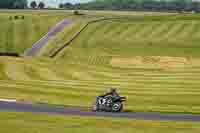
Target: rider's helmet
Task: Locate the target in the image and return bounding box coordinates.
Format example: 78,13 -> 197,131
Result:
110,88 -> 117,93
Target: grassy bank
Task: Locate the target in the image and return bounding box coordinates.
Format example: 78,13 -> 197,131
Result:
0,12 -> 74,54
1,56 -> 200,114
57,14 -> 200,58
0,112 -> 200,133
1,13 -> 200,114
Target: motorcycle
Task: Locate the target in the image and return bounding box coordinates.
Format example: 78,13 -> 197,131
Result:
92,95 -> 126,112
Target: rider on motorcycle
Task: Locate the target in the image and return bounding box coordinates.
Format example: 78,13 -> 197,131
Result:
93,88 -> 125,112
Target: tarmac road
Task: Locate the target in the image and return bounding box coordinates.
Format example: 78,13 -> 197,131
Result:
23,19 -> 72,57
0,101 -> 200,122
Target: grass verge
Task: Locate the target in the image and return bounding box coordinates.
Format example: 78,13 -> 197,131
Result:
0,112 -> 200,133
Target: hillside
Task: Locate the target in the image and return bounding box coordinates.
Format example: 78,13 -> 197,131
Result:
0,13 -> 200,114
0,12 -> 71,54
57,15 -> 200,60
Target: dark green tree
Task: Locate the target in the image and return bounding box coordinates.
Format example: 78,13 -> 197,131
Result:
30,1 -> 37,9
38,1 -> 45,9
0,0 -> 27,9
13,0 -> 27,9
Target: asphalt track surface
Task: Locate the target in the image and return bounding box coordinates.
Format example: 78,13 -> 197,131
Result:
1,101 -> 200,122
24,19 -> 72,57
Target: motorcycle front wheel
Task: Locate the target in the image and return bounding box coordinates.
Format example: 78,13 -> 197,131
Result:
112,102 -> 123,112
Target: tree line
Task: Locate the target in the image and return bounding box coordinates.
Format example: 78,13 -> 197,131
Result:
60,0 -> 200,12
0,0 -> 27,9
0,0 -> 45,9
1,0 -> 199,12
30,1 -> 45,9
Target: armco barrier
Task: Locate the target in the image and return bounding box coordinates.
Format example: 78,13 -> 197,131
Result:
49,17 -> 123,58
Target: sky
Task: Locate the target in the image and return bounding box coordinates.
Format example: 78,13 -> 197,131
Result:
28,0 -> 92,7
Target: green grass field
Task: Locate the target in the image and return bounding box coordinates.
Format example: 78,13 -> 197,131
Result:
57,15 -> 200,58
1,12 -> 200,114
0,11 -> 76,54
0,112 -> 200,133
1,10 -> 200,132
1,56 -> 200,114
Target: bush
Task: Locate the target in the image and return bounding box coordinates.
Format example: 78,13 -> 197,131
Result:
0,53 -> 19,57
73,10 -> 84,15
14,15 -> 19,20
13,15 -> 25,20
